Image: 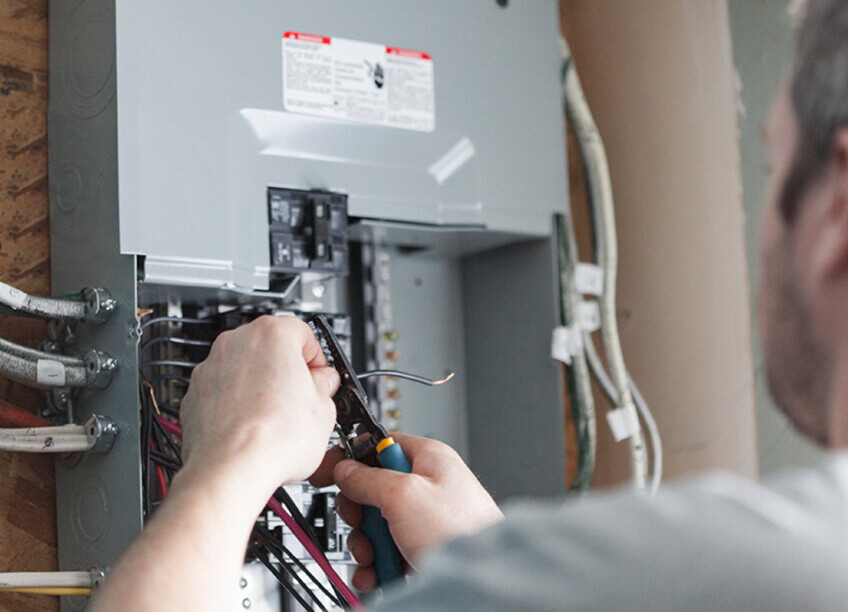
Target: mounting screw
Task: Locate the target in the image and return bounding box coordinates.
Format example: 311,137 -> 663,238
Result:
239,577 -> 247,589
242,598 -> 251,609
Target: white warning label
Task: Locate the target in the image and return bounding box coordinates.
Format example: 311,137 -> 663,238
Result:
282,31 -> 435,132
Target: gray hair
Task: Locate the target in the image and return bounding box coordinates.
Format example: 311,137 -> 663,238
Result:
782,0 -> 848,220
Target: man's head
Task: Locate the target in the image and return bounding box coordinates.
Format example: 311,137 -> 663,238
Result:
759,0 -> 848,446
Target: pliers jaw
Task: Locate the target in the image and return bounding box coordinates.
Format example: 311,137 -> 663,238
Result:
311,315 -> 389,462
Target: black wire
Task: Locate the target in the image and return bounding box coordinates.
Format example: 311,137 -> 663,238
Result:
140,382 -> 153,518
140,336 -> 212,354
155,401 -> 181,419
275,489 -> 323,551
151,414 -> 183,463
273,488 -> 346,606
357,369 -> 453,386
141,360 -> 199,370
255,524 -> 339,608
255,528 -> 330,612
149,374 -> 192,387
140,316 -> 216,333
149,451 -> 182,472
250,546 -> 315,611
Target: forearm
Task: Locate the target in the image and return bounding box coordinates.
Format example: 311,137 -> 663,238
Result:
89,462 -> 265,611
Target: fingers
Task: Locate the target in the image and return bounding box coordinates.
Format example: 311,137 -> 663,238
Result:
311,366 -> 340,398
335,493 -> 362,528
333,459 -> 418,509
309,446 -> 346,487
246,315 -> 329,367
346,529 -> 374,566
351,566 -> 379,593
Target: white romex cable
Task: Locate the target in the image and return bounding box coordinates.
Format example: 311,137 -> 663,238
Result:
0,572 -> 91,588
0,424 -> 92,453
561,37 -> 648,489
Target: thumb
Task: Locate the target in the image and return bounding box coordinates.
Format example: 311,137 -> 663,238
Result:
311,366 -> 340,397
334,459 -> 414,511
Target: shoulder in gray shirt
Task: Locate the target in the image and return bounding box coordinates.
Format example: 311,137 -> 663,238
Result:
375,454 -> 848,611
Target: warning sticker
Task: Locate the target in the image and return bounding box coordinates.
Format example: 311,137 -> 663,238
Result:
282,31 -> 435,132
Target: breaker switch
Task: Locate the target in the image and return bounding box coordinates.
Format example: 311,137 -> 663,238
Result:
311,200 -> 331,262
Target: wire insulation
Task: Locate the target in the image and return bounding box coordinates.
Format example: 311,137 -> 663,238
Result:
562,36 -> 648,489
584,335 -> 663,493
0,282 -> 87,320
357,370 -> 454,386
0,587 -> 91,596
0,424 -> 92,453
267,498 -> 362,609
0,572 -> 91,588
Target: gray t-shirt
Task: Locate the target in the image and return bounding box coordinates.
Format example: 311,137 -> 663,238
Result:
375,454 -> 848,611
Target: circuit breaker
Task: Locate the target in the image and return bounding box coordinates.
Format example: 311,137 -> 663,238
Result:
48,1 -> 569,609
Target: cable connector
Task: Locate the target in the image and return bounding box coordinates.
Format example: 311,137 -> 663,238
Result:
82,288 -> 117,324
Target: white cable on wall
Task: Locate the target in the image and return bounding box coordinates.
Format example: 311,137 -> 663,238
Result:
584,334 -> 663,493
0,424 -> 93,453
561,36 -> 649,489
0,572 -> 91,589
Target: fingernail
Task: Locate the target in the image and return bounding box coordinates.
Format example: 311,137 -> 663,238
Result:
334,459 -> 359,483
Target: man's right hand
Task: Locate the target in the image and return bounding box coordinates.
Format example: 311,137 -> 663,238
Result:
310,433 -> 504,592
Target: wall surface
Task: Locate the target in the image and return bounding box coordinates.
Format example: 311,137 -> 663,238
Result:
561,0 -> 759,485
0,1 -> 58,611
728,0 -> 825,475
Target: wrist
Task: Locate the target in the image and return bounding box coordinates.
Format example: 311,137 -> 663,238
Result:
171,454 -> 273,527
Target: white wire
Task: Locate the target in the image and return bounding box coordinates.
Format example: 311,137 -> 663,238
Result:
583,334 -> 663,494
0,572 -> 91,589
0,424 -> 92,453
628,375 -> 663,494
561,36 -> 648,489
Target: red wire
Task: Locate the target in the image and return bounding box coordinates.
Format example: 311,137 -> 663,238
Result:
150,440 -> 169,499
267,497 -> 362,609
154,414 -> 360,607
156,415 -> 183,438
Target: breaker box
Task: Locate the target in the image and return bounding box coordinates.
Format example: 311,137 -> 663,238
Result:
48,1 -> 569,609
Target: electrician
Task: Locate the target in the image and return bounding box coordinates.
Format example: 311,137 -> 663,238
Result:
92,0 -> 848,609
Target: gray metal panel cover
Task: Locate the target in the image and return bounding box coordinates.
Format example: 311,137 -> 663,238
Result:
114,1 -> 568,288
49,1 -> 143,609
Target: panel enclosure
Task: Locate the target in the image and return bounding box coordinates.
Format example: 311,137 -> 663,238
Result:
49,1 -> 569,608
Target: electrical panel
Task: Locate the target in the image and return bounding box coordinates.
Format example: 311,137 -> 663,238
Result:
48,1 -> 569,610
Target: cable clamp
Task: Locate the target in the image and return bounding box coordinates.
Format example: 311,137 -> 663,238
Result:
84,415 -> 118,454
577,300 -> 601,332
88,567 -> 108,590
574,263 -> 605,296
551,325 -> 583,365
606,403 -> 640,442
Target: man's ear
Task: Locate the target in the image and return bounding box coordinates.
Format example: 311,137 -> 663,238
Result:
815,128 -> 848,280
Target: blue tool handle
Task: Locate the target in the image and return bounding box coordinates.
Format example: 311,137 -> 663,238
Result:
361,439 -> 412,587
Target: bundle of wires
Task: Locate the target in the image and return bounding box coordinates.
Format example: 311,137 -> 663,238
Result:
139,314 -> 362,609
559,36 -> 662,494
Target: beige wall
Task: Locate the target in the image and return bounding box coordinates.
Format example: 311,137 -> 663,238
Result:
561,0 -> 758,485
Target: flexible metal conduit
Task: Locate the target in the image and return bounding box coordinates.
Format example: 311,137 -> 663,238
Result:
0,339 -> 88,387
0,281 -> 86,320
